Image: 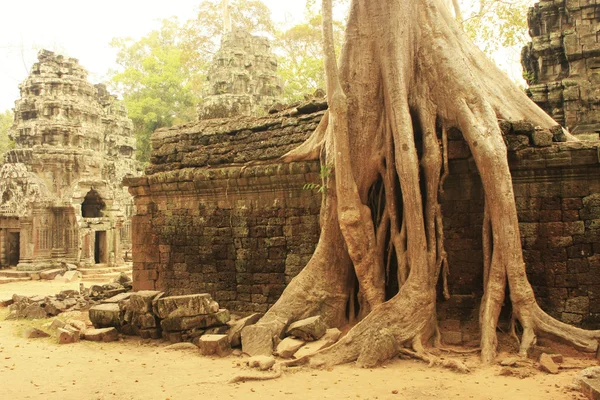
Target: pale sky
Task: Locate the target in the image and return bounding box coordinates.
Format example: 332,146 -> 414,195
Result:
0,1 -> 532,112
0,0 -> 307,111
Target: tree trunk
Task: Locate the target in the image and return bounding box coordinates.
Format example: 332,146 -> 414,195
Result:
252,0 -> 600,367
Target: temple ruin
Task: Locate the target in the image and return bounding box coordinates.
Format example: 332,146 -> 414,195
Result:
0,50 -> 140,272
522,0 -> 600,139
197,29 -> 283,120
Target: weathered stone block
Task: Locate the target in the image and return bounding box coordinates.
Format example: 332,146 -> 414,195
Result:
228,312 -> 263,347
198,334 -> 230,357
128,291 -> 162,313
89,303 -> 122,328
84,328 -> 119,342
286,316 -> 327,341
293,328 -> 342,359
160,309 -> 230,332
154,294 -> 219,319
241,324 -> 273,356
276,337 -> 305,358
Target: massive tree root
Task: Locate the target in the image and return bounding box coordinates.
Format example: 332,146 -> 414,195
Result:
250,0 -> 600,369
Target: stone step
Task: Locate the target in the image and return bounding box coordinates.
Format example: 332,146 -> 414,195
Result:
0,270 -> 32,278
81,272 -> 132,282
0,277 -> 32,285
78,266 -> 132,276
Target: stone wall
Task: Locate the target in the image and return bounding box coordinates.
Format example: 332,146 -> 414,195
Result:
127,104 -> 600,333
523,0 -> 600,139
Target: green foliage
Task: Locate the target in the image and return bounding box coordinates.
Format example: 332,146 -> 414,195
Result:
276,14 -> 344,103
109,18 -> 199,163
0,110 -> 15,160
303,165 -> 333,194
460,0 -> 531,56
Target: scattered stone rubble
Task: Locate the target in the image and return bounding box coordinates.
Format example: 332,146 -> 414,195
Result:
3,274 -> 132,320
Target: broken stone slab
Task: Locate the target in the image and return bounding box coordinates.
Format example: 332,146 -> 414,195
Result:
228,313 -> 263,347
40,269 -> 63,280
22,304 -> 48,320
574,366 -> 600,400
241,324 -> 274,357
128,291 -> 162,313
57,271 -> 81,283
154,294 -> 219,319
57,327 -> 80,344
160,309 -> 230,332
0,298 -> 13,307
286,316 -> 327,341
89,303 -> 122,328
248,355 -> 276,371
44,299 -> 67,316
22,327 -> 50,339
66,319 -> 87,333
549,353 -> 564,364
293,328 -> 341,359
102,292 -> 132,304
198,334 -> 231,357
83,328 -> 119,342
539,353 -> 559,374
276,337 -> 305,359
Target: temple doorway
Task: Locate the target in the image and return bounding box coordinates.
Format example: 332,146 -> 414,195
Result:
8,232 -> 20,266
94,231 -> 107,264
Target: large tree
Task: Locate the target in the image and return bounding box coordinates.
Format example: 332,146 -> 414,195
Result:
248,0 -> 600,368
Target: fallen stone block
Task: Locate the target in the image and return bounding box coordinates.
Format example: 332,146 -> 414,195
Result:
198,334 -> 231,357
248,355 -> 276,371
163,331 -> 183,343
293,328 -> 341,359
58,271 -> 81,283
83,328 -> 118,342
242,325 -> 274,357
134,312 -> 158,329
22,304 -> 48,320
66,319 -> 87,333
574,366 -> 600,400
228,313 -> 263,348
57,327 -> 80,344
549,353 -> 564,364
89,303 -> 122,328
286,316 -> 327,341
40,269 -> 63,280
276,337 -> 305,358
161,309 -> 230,332
49,318 -> 67,331
44,299 -> 67,316
531,128 -> 553,147
23,327 -> 50,339
128,291 -> 162,313
539,353 -> 559,374
154,294 -> 219,319
102,292 -> 132,304
0,298 -> 13,307
500,357 -> 520,367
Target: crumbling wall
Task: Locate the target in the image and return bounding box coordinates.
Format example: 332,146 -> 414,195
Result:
127,103 -> 600,332
523,0 -> 600,139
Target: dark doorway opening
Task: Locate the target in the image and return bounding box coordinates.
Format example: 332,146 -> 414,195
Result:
8,232 -> 20,266
94,231 -> 107,264
82,189 -> 105,218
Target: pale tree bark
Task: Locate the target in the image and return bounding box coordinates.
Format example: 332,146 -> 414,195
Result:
249,0 -> 600,369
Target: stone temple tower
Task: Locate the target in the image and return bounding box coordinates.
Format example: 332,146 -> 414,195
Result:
0,50 -> 140,272
522,0 -> 600,139
197,29 -> 283,120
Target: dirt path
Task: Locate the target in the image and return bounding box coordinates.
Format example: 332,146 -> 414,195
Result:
0,306 -> 591,400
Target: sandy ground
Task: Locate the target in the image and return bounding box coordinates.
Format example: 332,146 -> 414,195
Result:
0,281 -> 596,400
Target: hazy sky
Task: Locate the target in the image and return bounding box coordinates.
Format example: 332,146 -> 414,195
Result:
0,1 -> 307,111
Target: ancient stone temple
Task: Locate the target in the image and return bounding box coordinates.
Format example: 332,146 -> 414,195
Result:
522,0 -> 600,139
0,50 -> 140,271
197,29 -> 283,120
126,99 -> 600,338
